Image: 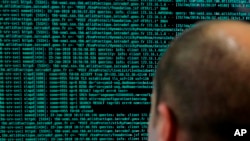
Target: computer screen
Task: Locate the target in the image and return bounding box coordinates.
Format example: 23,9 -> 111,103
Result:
0,0 -> 248,140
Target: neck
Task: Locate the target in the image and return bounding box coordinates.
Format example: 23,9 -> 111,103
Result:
175,129 -> 191,141
177,129 -> 223,141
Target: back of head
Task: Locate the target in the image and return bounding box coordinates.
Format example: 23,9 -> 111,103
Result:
155,20 -> 250,140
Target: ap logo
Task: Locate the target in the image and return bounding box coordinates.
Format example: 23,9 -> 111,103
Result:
234,129 -> 247,136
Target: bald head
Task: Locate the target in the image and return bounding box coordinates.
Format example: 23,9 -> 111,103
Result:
197,20 -> 250,51
150,20 -> 250,141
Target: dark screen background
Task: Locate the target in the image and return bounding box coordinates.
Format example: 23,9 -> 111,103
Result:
0,0 -> 248,140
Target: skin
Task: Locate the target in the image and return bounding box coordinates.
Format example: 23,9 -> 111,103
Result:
147,21 -> 250,141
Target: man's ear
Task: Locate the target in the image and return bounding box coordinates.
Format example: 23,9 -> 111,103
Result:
156,103 -> 176,141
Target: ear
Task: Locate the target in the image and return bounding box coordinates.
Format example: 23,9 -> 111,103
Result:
157,103 -> 176,141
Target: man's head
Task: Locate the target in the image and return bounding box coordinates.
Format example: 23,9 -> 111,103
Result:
148,20 -> 250,141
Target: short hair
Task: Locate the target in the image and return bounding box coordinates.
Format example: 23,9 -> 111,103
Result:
154,21 -> 250,140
